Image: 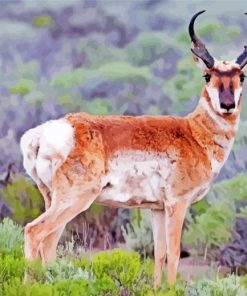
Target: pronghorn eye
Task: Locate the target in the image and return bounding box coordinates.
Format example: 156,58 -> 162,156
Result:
203,74 -> 211,83
240,74 -> 246,83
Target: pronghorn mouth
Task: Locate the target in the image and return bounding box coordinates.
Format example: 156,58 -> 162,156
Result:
222,111 -> 234,116
217,108 -> 235,117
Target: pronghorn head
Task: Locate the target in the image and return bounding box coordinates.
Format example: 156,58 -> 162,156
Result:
189,10 -> 246,116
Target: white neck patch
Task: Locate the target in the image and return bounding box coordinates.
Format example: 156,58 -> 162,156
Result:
199,97 -> 233,132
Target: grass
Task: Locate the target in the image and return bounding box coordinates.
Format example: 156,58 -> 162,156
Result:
0,218 -> 247,295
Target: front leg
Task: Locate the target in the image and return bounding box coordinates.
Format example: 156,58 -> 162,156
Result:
165,200 -> 188,285
151,209 -> 166,288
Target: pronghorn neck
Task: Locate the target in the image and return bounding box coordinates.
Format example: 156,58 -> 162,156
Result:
187,87 -> 240,175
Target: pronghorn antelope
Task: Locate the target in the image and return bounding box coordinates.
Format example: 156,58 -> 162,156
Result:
20,11 -> 246,287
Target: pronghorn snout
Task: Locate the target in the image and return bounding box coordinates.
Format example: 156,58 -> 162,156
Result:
219,86 -> 235,112
220,101 -> 235,112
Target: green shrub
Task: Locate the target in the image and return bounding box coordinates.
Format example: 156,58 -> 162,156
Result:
1,279 -> 52,296
234,121 -> 247,149
92,249 -> 141,286
1,176 -> 43,225
25,260 -> 46,283
189,199 -> 209,216
207,173 -> 247,204
45,259 -> 89,284
32,14 -> 54,28
82,98 -> 113,115
197,20 -> 221,39
184,173 -> 247,257
176,18 -> 234,46
1,278 -> 93,296
90,274 -> 118,296
226,25 -> 241,39
0,218 -> 23,257
0,255 -> 25,284
241,275 -> 247,288
125,32 -> 170,66
92,248 -> 154,294
56,236 -> 86,260
99,62 -> 152,84
51,67 -> 88,89
184,201 -> 235,258
9,79 -> 35,96
72,255 -> 91,271
82,40 -> 124,67
186,274 -> 246,296
163,56 -> 203,113
238,206 -> 247,219
52,61 -> 152,89
122,209 -> 154,258
54,279 -> 90,296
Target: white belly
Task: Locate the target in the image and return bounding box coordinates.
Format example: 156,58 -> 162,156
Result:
97,151 -> 173,208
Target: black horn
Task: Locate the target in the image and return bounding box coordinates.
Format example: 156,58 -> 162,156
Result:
189,10 -> 214,68
236,13 -> 247,69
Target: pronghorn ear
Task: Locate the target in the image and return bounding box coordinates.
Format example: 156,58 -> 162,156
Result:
192,54 -> 207,70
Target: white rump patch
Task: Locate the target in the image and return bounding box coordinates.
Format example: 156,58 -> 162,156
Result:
20,125 -> 44,183
97,151 -> 174,205
20,119 -> 74,189
38,120 -> 74,163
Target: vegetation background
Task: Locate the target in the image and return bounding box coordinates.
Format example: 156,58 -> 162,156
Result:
1,0 -> 247,294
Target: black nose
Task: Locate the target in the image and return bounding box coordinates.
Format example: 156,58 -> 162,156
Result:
220,102 -> 235,111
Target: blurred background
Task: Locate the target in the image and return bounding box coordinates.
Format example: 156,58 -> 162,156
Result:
1,0 -> 247,278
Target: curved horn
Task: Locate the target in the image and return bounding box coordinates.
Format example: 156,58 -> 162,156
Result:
189,10 -> 214,68
236,13 -> 247,69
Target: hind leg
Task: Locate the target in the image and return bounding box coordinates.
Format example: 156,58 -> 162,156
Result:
36,183 -> 65,262
39,225 -> 65,261
25,172 -> 102,261
25,151 -> 104,261
37,182 -> 52,210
